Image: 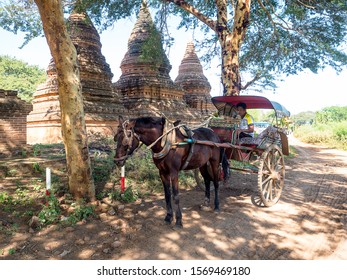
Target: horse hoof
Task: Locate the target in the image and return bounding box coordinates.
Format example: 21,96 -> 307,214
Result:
214,208 -> 220,213
164,216 -> 173,225
175,222 -> 183,228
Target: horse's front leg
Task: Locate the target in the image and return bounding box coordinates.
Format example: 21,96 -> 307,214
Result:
200,165 -> 211,209
171,173 -> 182,227
160,173 -> 173,224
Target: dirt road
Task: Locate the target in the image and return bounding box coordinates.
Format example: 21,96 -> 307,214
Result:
1,136 -> 347,259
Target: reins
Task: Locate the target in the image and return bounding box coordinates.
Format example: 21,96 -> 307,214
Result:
147,115 -> 213,150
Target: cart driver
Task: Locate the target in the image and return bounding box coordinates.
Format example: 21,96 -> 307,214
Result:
236,102 -> 254,139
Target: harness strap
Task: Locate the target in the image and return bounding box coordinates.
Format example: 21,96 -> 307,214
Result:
147,123 -> 185,150
151,120 -> 179,160
152,138 -> 172,159
181,128 -> 195,170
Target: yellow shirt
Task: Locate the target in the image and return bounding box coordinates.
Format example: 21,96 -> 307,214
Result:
240,113 -> 254,137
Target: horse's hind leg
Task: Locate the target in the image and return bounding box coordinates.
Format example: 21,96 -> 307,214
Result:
210,159 -> 220,212
200,165 -> 212,209
212,180 -> 220,212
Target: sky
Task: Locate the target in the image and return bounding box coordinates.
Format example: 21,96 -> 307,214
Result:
1,16 -> 346,115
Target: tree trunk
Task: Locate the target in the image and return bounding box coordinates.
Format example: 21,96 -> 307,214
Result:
166,0 -> 251,96
217,0 -> 251,96
34,0 -> 95,200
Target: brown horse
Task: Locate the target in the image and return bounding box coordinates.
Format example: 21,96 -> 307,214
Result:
114,116 -> 229,227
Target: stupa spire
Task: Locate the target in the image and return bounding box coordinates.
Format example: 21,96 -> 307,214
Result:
175,41 -> 213,113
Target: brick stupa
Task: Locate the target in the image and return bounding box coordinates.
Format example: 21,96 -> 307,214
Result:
27,12 -> 124,144
114,1 -> 202,121
175,41 -> 214,114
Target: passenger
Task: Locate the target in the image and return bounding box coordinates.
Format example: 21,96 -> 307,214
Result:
236,102 -> 254,139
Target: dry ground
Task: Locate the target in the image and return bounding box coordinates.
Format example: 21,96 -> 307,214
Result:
0,136 -> 346,260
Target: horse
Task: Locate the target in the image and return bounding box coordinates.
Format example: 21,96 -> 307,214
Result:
113,116 -> 229,227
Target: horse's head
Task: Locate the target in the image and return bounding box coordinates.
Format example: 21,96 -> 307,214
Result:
114,116 -> 140,166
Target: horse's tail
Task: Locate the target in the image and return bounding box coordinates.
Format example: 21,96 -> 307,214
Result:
220,148 -> 230,181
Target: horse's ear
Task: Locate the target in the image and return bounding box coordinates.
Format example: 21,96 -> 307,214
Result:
118,115 -> 124,125
174,120 -> 181,126
160,117 -> 166,125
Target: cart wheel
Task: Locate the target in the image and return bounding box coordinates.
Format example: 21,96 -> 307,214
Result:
193,169 -> 214,191
258,144 -> 285,207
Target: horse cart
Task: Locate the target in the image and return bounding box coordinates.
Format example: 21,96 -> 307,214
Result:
196,95 -> 290,207
114,95 -> 290,226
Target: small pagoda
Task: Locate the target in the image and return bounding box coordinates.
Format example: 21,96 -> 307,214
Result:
175,41 -> 214,114
27,11 -> 124,144
113,1 -> 202,121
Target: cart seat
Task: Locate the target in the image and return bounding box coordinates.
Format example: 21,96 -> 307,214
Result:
239,126 -> 281,149
240,143 -> 258,149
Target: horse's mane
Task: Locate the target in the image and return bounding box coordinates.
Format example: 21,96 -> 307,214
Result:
132,117 -> 165,128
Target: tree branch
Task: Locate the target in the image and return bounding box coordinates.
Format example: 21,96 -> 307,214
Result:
216,0 -> 230,33
296,0 -> 316,10
164,0 -> 217,31
256,0 -> 278,35
241,71 -> 262,90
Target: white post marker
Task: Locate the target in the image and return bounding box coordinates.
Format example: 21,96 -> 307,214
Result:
46,167 -> 51,196
121,165 -> 125,192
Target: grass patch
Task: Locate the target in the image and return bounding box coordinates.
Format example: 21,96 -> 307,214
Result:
1,137 -> 200,232
294,121 -> 347,151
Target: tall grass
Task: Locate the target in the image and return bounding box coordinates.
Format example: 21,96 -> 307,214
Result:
294,121 -> 347,151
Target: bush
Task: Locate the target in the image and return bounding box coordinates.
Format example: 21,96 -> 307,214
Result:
333,121 -> 347,141
294,122 -> 347,150
37,194 -> 61,225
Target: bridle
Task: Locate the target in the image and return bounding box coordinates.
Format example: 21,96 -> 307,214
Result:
114,120 -> 141,162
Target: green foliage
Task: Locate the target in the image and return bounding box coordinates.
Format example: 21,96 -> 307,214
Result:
140,25 -> 166,66
1,0 -> 346,94
124,147 -> 163,193
0,191 -> 14,207
109,186 -> 140,203
37,194 -> 61,225
315,106 -> 347,124
8,248 -> 16,255
32,162 -> 43,173
161,0 -> 347,91
294,120 -> 347,151
332,121 -> 347,142
0,55 -> 46,102
63,202 -> 96,225
292,111 -> 316,126
0,1 -> 42,47
0,185 -> 32,211
91,151 -> 115,184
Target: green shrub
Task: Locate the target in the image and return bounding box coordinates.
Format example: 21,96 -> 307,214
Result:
333,121 -> 347,141
37,194 -> 61,225
64,203 -> 96,225
109,186 -> 140,203
294,122 -> 347,150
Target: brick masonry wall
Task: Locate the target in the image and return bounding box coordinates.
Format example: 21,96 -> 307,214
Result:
0,89 -> 33,153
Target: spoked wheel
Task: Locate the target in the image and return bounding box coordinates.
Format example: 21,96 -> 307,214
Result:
258,144 -> 285,207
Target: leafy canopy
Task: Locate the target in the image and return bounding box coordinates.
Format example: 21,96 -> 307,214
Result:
0,55 -> 46,102
157,0 -> 347,91
1,0 -> 346,92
